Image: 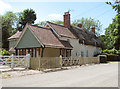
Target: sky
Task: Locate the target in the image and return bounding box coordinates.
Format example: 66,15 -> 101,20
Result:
0,0 -> 116,34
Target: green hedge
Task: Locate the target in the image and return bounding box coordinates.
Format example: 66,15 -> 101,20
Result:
98,55 -> 107,63
106,54 -> 120,61
102,49 -> 118,54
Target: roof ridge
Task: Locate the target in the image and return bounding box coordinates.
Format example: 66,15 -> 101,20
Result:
47,21 -> 66,28
29,24 -> 50,30
72,25 -> 95,35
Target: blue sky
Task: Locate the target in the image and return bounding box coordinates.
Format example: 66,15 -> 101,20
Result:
0,0 -> 116,34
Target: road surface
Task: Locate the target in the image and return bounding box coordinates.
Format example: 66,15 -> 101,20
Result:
2,62 -> 119,87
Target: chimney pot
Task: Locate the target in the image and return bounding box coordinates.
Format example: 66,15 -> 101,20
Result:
91,25 -> 95,33
77,24 -> 82,28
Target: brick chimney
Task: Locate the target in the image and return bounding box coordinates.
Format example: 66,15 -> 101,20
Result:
77,24 -> 82,28
64,12 -> 70,28
91,25 -> 95,33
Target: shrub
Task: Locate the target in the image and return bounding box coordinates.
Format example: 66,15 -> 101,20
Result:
98,55 -> 107,63
0,50 -> 11,56
102,48 -> 118,54
117,50 -> 120,55
102,49 -> 109,54
106,54 -> 120,61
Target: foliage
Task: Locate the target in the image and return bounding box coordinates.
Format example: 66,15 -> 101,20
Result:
118,50 -> 120,55
102,48 -> 118,54
0,49 -> 11,56
98,55 -> 107,57
98,35 -> 106,49
18,9 -> 36,31
98,55 -> 107,63
72,17 -> 102,36
2,11 -> 17,49
35,21 -> 47,27
105,1 -> 120,50
106,54 -> 120,61
52,20 -> 63,25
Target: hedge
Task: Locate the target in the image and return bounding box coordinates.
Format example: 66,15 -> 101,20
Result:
106,54 -> 120,61
98,55 -> 107,63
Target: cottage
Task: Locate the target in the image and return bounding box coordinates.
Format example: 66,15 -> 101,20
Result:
8,12 -> 102,58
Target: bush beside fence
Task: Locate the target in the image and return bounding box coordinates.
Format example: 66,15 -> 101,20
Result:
106,54 -> 120,61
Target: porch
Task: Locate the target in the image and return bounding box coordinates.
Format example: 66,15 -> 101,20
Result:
15,47 -> 72,58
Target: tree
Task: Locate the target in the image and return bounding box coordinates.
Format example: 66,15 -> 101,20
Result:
72,17 -> 102,36
35,21 -> 47,27
98,35 -> 106,49
105,1 -> 120,50
52,20 -> 63,25
2,11 -> 17,49
18,8 -> 36,31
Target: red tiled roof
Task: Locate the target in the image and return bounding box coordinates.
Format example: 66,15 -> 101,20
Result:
8,32 -> 22,40
60,40 -> 73,49
47,22 -> 76,39
29,25 -> 73,49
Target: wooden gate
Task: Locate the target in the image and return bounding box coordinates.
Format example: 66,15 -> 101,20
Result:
0,54 -> 30,69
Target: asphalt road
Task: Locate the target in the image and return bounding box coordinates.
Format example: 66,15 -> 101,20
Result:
2,62 -> 119,87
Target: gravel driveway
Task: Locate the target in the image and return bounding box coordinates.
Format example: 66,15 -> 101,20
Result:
1,62 -> 119,87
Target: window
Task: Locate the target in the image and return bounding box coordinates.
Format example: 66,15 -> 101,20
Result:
66,50 -> 71,57
86,50 -> 88,57
81,51 -> 84,57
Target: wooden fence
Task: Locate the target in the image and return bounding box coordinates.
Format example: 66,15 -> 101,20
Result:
0,54 -> 30,69
30,57 -> 62,70
30,56 -> 100,70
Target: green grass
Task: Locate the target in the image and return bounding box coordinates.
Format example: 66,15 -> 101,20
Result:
0,73 -> 11,78
107,61 -> 119,63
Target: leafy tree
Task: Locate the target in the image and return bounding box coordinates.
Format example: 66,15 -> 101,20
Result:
35,21 -> 47,27
98,35 -> 106,49
72,17 -> 102,36
2,11 -> 17,49
105,1 -> 120,50
18,8 -> 36,31
52,20 -> 63,25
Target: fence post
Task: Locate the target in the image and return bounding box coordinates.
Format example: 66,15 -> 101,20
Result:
11,54 -> 14,69
38,57 -> 40,71
98,56 -> 100,64
26,54 -> 31,69
60,55 -> 62,68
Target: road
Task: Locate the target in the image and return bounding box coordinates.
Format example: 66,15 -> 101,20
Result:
2,62 -> 118,87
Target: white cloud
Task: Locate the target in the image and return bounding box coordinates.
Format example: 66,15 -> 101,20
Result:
0,0 -> 11,15
48,14 -> 63,20
100,33 -> 105,35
